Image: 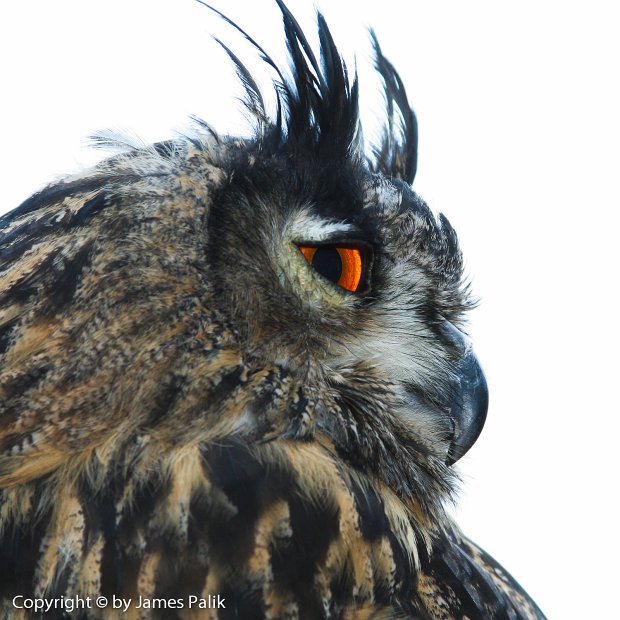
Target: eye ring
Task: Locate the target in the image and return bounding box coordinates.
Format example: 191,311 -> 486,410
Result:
296,242 -> 371,294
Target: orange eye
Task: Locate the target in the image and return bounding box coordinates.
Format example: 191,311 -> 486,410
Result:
297,244 -> 365,293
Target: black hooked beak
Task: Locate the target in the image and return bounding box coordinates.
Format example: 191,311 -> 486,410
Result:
441,321 -> 489,465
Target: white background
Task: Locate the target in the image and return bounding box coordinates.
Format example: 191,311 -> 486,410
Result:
2,1 -> 619,617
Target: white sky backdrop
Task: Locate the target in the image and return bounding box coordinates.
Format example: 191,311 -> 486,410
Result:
1,1 -> 619,617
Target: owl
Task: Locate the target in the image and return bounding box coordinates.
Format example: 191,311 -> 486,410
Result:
0,1 -> 545,619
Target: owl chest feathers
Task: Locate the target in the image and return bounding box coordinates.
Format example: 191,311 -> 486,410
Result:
1,438 -> 432,619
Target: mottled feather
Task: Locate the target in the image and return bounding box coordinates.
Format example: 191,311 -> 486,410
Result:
0,2 -> 544,619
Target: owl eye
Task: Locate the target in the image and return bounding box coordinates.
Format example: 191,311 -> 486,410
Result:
297,244 -> 367,293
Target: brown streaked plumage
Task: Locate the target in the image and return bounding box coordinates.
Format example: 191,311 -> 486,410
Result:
0,2 -> 545,618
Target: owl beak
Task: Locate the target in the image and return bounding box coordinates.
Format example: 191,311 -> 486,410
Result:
441,321 -> 489,465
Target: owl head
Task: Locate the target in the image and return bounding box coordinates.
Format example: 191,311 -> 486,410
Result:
0,0 -> 487,540
197,2 -> 488,514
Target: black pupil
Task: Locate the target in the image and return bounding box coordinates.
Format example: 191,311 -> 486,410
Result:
311,247 -> 342,283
